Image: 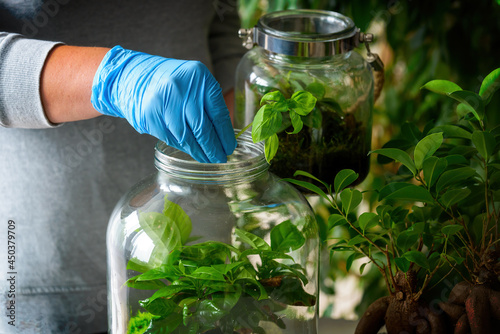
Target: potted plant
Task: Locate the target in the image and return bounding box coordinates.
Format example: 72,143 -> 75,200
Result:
285,68 -> 500,333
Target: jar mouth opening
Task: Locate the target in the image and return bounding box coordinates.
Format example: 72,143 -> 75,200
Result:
154,130 -> 268,181
258,9 -> 356,42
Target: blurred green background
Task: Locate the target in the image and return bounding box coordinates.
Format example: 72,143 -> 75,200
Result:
236,0 -> 500,319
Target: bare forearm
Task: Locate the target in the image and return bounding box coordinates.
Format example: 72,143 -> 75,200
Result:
40,45 -> 235,125
40,45 -> 109,124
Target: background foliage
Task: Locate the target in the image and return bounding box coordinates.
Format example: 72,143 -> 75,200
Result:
237,0 -> 500,319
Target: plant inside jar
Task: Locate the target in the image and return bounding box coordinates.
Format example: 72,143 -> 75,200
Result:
125,197 -> 315,334
237,85 -> 370,190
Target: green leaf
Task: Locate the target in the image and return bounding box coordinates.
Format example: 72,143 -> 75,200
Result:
271,220 -> 306,252
264,133 -> 279,163
423,157 -> 448,188
139,297 -> 178,316
441,225 -> 464,236
240,249 -> 293,263
359,262 -> 369,275
237,277 -> 268,300
135,266 -> 179,282
234,228 -> 271,251
401,122 -> 423,144
211,262 -> 246,275
163,197 -> 192,245
287,110 -> 303,134
309,107 -> 323,128
283,178 -> 330,202
379,183 -> 434,203
334,169 -> 359,194
180,241 -> 236,266
439,188 -> 471,208
429,125 -> 472,140
127,258 -> 153,274
346,252 -> 363,272
414,132 -> 443,169
448,90 -> 485,121
436,167 -> 476,193
272,262 -> 309,285
340,189 -> 363,214
189,266 -> 226,281
472,130 -> 496,161
395,257 -> 411,273
358,212 -> 379,233
289,91 -> 317,116
396,231 -> 419,250
421,80 -> 462,95
328,214 -> 348,229
306,82 -> 326,99
195,295 -> 234,324
139,212 -> 183,269
347,234 -> 366,246
149,285 -> 195,302
125,275 -> 167,290
292,170 -> 331,191
479,68 -> 500,105
370,148 -> 417,175
267,276 -> 316,307
448,146 -> 478,160
456,103 -> 476,118
260,90 -> 286,105
403,250 -> 429,270
445,154 -> 469,166
251,104 -> 283,142
145,312 -> 183,334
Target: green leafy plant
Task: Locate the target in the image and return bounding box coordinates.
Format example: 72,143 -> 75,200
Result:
125,197 -> 315,334
285,68 -> 500,334
237,90 -> 316,162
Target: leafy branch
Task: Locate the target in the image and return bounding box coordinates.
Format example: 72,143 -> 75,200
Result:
125,197 -> 315,334
236,90 -> 317,162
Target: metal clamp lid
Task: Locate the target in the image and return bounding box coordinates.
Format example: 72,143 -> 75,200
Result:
239,9 -> 373,57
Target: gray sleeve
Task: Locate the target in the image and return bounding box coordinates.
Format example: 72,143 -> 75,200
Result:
0,32 -> 62,128
209,1 -> 246,94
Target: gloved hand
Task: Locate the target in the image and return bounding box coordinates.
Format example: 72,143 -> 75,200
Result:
91,45 -> 236,163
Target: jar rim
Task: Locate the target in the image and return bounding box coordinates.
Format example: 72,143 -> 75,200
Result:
258,9 -> 356,41
250,9 -> 360,57
154,130 -> 269,183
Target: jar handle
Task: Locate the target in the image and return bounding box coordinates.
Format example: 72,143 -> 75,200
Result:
364,40 -> 385,103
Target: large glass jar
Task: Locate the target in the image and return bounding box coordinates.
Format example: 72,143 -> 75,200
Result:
107,132 -> 319,334
235,10 -> 374,187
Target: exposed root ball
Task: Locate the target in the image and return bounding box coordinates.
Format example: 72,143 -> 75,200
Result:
355,296 -> 390,334
448,281 -> 472,305
454,313 -> 469,334
490,289 -> 500,320
442,283 -> 500,334
355,295 -> 447,334
438,301 -> 465,322
465,285 -> 491,334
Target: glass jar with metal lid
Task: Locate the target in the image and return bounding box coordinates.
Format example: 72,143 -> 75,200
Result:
106,131 -> 319,334
235,9 -> 380,187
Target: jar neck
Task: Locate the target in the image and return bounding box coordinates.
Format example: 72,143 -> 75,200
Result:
154,132 -> 269,184
259,47 -> 352,66
253,9 -> 359,57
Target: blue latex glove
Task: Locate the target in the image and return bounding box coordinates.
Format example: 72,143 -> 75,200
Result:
91,46 -> 236,163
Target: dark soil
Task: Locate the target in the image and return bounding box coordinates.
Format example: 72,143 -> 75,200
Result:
270,112 -> 370,191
